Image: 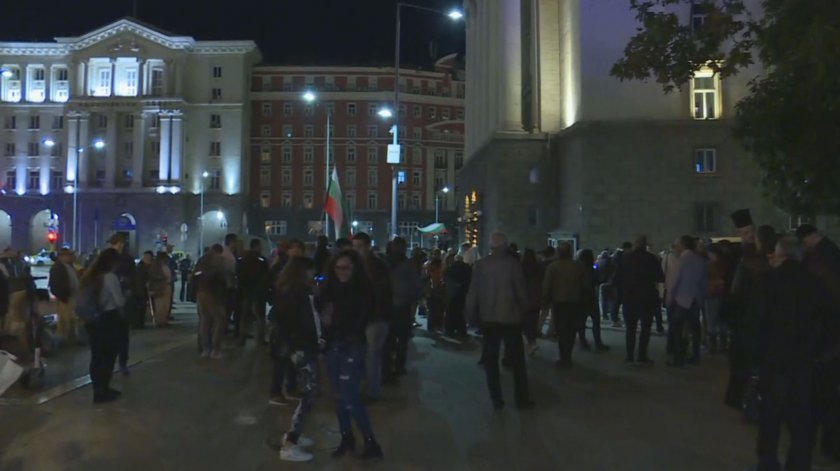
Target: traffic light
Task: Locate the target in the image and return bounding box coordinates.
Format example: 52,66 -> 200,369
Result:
47,229 -> 58,244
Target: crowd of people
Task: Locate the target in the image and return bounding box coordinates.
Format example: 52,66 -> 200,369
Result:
1,206 -> 838,469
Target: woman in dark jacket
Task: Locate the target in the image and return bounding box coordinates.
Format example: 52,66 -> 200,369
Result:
273,256 -> 321,462
320,250 -> 383,460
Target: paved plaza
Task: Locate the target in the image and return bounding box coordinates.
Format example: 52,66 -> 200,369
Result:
1,305 -> 763,470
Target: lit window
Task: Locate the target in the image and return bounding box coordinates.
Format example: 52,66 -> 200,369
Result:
260,191 -> 272,208
260,144 -> 271,163
281,193 -> 292,208
96,67 -> 111,96
691,71 -> 721,120
124,68 -> 138,96
303,192 -> 314,209
265,220 -> 287,235
397,170 -> 406,184
694,148 -> 717,174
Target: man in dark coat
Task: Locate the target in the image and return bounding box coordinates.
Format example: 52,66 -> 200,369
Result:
616,235 -> 665,363
49,248 -> 81,343
237,238 -> 269,346
752,236 -> 821,471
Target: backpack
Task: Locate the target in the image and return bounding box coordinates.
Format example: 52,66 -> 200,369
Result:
75,283 -> 103,322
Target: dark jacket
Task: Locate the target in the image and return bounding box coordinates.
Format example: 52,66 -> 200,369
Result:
49,261 -> 77,303
759,259 -> 821,373
267,254 -> 289,305
313,246 -> 330,276
192,254 -> 226,299
616,249 -> 665,308
321,281 -> 373,345
365,252 -> 393,323
390,254 -> 423,308
445,260 -> 472,307
237,250 -> 269,300
274,284 -> 319,352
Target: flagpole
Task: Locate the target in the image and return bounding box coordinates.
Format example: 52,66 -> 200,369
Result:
324,111 -> 331,239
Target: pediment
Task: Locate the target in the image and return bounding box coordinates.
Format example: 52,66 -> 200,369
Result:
55,18 -> 195,54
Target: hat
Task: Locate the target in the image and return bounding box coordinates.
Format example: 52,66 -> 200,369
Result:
795,224 -> 818,240
730,209 -> 753,229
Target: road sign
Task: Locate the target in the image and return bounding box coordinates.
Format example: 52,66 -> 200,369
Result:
387,144 -> 401,164
180,223 -> 188,233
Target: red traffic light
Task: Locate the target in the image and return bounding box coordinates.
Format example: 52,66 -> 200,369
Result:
47,230 -> 58,243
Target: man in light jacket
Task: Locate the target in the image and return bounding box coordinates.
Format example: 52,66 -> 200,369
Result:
667,235 -> 709,367
466,231 -> 533,411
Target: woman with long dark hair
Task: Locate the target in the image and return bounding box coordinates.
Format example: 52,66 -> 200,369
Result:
273,256 -> 321,462
78,248 -> 125,403
320,250 -> 383,460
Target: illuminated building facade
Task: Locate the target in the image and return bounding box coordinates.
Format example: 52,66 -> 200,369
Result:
0,18 -> 259,253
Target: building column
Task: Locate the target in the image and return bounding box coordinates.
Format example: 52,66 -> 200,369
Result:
170,112 -> 183,181
109,59 -> 116,97
78,115 -> 90,186
66,114 -> 79,181
163,60 -> 174,97
158,113 -> 171,181
500,0 -> 523,131
22,65 -> 30,102
132,112 -> 146,188
104,110 -> 117,188
82,61 -> 89,96
136,59 -> 145,97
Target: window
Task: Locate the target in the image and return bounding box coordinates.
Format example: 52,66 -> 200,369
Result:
412,127 -> 422,140
326,102 -> 335,115
259,167 -> 271,187
527,206 -> 539,227
694,202 -> 719,232
398,104 -> 406,118
788,214 -> 815,230
427,107 -> 436,119
123,114 -> 134,129
265,220 -> 287,236
5,143 -> 15,157
262,103 -> 272,116
691,72 -> 720,120
412,145 -> 423,165
411,193 -> 421,209
260,125 -> 272,137
28,142 -> 39,156
367,125 -> 378,138
50,142 -> 63,157
346,167 -> 356,187
694,148 -> 717,174
413,105 -> 421,118
210,141 -> 221,157
346,192 -> 356,210
57,69 -> 68,81
303,167 -> 314,186
5,171 -> 15,190
97,68 -> 111,96
368,167 -> 378,186
304,125 -> 314,138
368,104 -> 378,117
397,170 -> 407,185
151,115 -> 160,129
398,193 -> 406,209
50,170 -> 63,190
412,170 -> 421,185
367,146 -> 378,164
691,3 -> 710,32
367,191 -> 378,209
28,115 -> 40,130
97,115 -> 107,128
260,144 -> 271,163
258,191 -> 271,209
304,146 -> 314,163
50,115 -> 63,130
281,168 -> 292,186
442,108 -> 451,120
27,171 -> 39,190
304,105 -> 314,117
4,116 -> 16,130
282,125 -> 293,137
212,66 -> 223,78
434,150 -> 447,168
303,192 -> 314,209
456,108 -> 464,120
211,88 -> 222,100
347,103 -> 357,117
435,170 -> 446,190
209,170 -> 221,190
149,169 -> 160,181
124,69 -> 137,96
281,193 -> 292,208
151,69 -> 163,95
123,141 -> 134,158
346,146 -> 356,163
283,103 -> 293,117
455,152 -> 464,169
210,114 -> 221,128
282,146 -> 292,163
346,125 -> 357,137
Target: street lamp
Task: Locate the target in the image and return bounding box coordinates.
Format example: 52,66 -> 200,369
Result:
93,139 -> 105,150
392,2 -> 464,240
70,137 -> 105,251
377,108 -> 393,119
0,69 -> 12,79
435,186 -> 450,223
300,90 -> 333,238
42,138 -> 55,148
199,170 -> 209,254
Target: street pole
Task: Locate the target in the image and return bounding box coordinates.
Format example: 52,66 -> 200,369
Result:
199,177 -> 205,255
325,110 -> 331,239
73,116 -> 80,251
435,194 -> 440,223
391,3 -> 402,241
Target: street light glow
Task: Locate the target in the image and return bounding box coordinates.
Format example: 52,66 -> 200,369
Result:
1,70 -> 12,78
93,139 -> 105,150
42,138 -> 55,148
447,9 -> 464,20
352,220 -> 359,227
202,171 -> 209,178
302,91 -> 316,103
64,185 -> 75,194
156,185 -> 167,194
378,108 -> 393,118
216,211 -> 224,221
442,187 -> 450,193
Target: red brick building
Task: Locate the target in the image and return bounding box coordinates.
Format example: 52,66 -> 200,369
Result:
248,55 -> 464,246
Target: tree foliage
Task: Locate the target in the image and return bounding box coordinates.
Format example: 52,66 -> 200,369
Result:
612,0 -> 840,216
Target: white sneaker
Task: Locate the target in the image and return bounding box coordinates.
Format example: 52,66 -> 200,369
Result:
279,445 -> 314,462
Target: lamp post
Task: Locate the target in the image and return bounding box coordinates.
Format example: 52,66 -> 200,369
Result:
435,186 -> 450,223
66,132 -> 105,251
393,2 -> 463,240
302,90 -> 333,238
199,170 -> 209,254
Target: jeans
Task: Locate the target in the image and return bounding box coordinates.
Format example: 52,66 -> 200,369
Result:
287,351 -> 319,442
365,321 -> 389,399
757,368 -> 813,471
326,343 -> 375,438
179,277 -> 189,302
553,302 -> 580,363
577,295 -> 602,347
445,298 -> 467,335
671,303 -> 702,364
85,310 -> 121,394
481,322 -> 530,405
624,303 -> 654,360
599,284 -> 617,321
385,306 -> 413,376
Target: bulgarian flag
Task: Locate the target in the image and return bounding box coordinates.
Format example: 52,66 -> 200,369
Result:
325,167 -> 344,239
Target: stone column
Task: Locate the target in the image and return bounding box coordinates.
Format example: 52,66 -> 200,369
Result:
163,60 -> 174,98
78,115 -> 90,186
22,65 -> 29,102
170,112 -> 183,181
132,112 -> 146,188
82,61 -> 89,96
500,0 -> 523,131
136,59 -> 145,97
158,113 -> 171,181
109,59 -> 116,97
66,114 -> 78,181
104,111 -> 117,188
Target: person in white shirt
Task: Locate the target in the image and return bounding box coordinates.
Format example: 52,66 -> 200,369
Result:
79,248 -> 126,404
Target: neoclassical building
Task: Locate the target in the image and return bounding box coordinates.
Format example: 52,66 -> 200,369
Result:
458,0 -> 802,252
0,18 -> 260,254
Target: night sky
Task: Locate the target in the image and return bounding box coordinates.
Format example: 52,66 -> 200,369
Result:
0,0 -> 465,67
